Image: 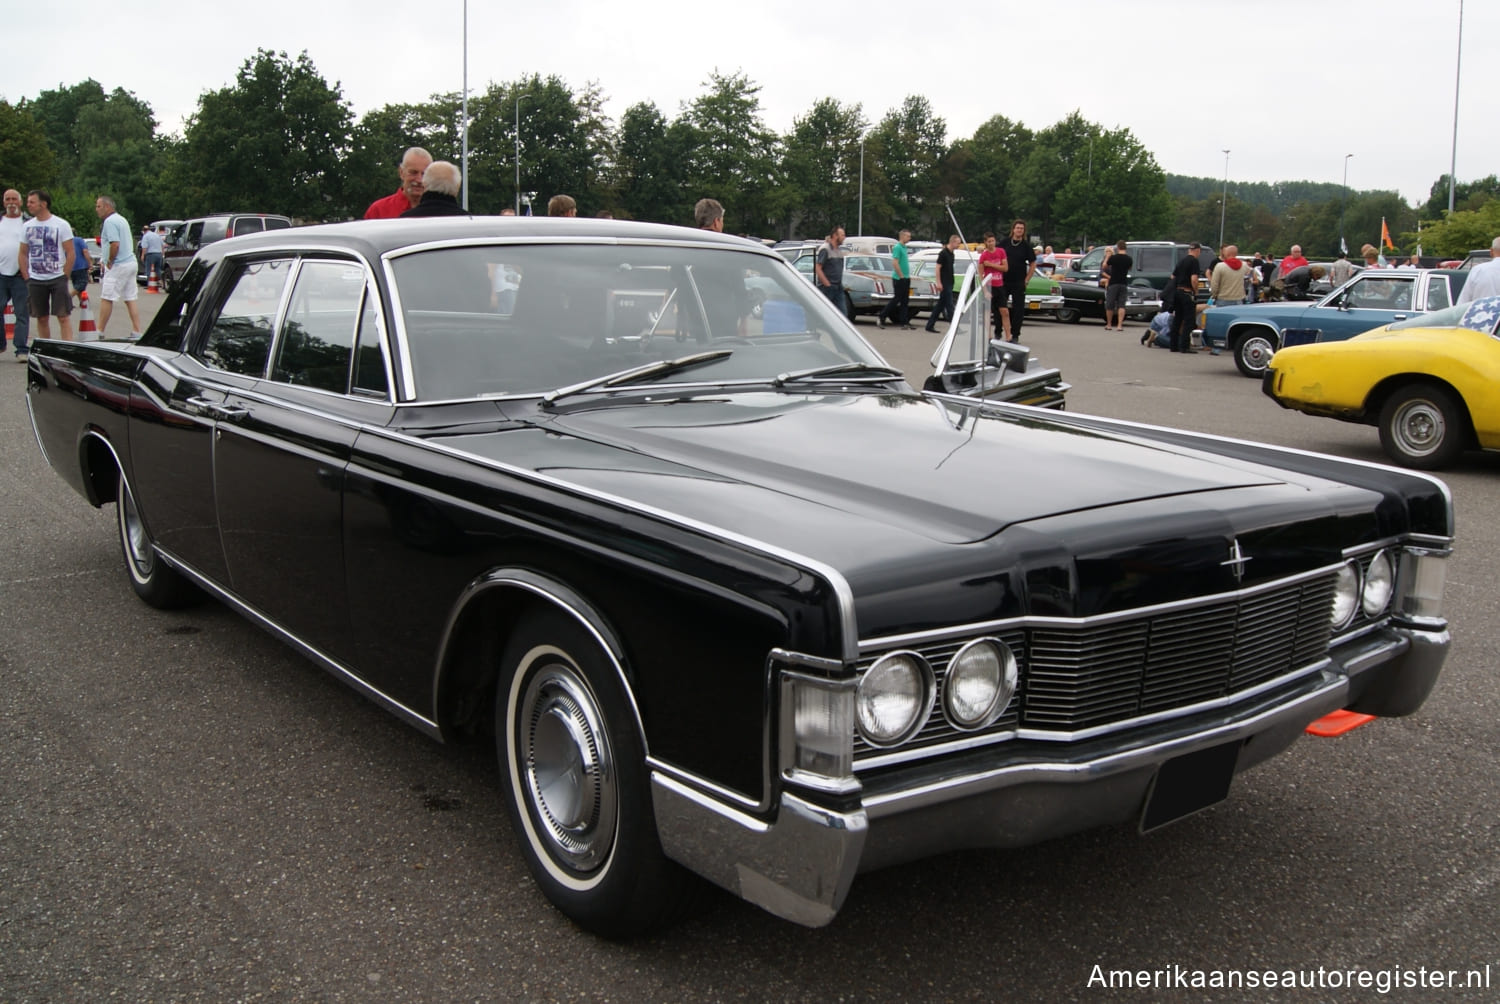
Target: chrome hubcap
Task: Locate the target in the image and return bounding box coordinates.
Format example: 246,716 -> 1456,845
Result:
519,664 -> 617,872
1394,400 -> 1445,456
1241,336 -> 1274,372
120,479 -> 153,575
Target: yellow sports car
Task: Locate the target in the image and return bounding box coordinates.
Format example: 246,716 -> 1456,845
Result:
1263,295 -> 1500,469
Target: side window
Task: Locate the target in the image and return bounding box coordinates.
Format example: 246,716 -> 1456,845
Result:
198,258 -> 294,376
1426,275 -> 1451,311
264,218 -> 291,231
201,220 -> 228,244
270,260 -> 363,392
140,258 -> 213,349
352,298 -> 389,397
233,218 -> 265,237
181,222 -> 204,249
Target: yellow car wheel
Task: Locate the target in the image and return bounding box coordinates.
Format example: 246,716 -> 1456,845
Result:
1378,383 -> 1466,470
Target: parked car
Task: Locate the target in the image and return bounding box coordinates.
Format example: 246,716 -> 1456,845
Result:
1457,250 -> 1491,270
790,249 -> 896,318
26,218 -> 1452,936
1263,295 -> 1500,469
1054,241 -> 1208,324
1202,267 -> 1471,378
154,213 -> 293,289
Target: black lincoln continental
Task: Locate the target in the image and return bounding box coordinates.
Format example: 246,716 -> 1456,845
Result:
26,218 -> 1452,936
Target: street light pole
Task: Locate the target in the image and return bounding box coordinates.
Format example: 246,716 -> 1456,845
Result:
1448,0 -> 1464,214
1217,149 -> 1230,250
514,93 -> 529,215
857,135 -> 865,237
461,0 -> 469,210
1339,154 -> 1353,254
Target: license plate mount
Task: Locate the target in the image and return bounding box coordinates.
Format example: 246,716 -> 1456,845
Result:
1139,741 -> 1241,832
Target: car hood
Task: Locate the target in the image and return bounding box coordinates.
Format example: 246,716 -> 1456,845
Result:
442,392 -> 1288,547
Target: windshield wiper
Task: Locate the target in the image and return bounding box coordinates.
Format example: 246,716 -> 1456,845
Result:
771,362 -> 905,387
541,350 -> 733,408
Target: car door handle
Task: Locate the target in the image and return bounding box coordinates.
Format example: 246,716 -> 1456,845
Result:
185,396 -> 250,422
1391,314 -> 1408,321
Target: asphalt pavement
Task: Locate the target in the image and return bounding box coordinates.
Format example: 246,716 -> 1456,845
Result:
2,292 -> 1497,1002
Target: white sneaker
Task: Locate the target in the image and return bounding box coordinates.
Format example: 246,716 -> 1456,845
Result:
16,351 -> 28,363
129,331 -> 142,339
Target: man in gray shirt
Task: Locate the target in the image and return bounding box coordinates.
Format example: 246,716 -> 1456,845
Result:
815,226 -> 847,312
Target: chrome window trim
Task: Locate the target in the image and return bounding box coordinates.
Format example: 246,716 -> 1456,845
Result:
857,562 -> 1346,654
380,236 -> 842,404
196,254 -> 299,379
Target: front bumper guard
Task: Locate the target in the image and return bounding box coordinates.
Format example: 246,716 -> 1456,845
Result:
652,623 -> 1447,927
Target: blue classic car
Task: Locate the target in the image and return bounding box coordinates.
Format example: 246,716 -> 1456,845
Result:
1202,268 -> 1471,378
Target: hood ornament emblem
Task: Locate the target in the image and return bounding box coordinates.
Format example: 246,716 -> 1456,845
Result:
1221,539 -> 1252,582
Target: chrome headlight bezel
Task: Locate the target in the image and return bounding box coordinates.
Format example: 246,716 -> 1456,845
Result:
942,637 -> 1018,730
855,651 -> 934,748
1332,560 -> 1361,630
1361,549 -> 1395,618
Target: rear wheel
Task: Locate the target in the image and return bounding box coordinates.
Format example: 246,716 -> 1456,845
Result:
117,471 -> 200,609
1378,383 -> 1467,470
495,606 -> 699,937
1233,327 -> 1278,378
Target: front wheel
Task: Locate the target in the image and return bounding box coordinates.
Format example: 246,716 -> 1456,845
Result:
1233,327 -> 1278,378
117,471 -> 200,609
496,606 -> 699,937
1378,383 -> 1467,470
1053,307 -> 1081,324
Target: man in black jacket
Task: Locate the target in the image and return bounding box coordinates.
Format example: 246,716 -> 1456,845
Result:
400,162 -> 467,217
999,220 -> 1037,341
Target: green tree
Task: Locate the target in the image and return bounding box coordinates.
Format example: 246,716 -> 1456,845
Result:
1405,201 -> 1500,257
868,96 -> 947,236
1421,174 -> 1500,218
614,101 -> 688,223
467,76 -> 603,215
1052,125 -> 1170,248
779,97 -> 865,239
680,71 -> 779,234
0,100 -> 57,191
179,49 -> 352,220
950,115 -> 1033,241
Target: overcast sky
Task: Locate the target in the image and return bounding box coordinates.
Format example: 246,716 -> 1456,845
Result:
5,0 -> 1491,211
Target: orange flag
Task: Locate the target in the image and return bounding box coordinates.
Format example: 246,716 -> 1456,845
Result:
1381,218 -> 1396,250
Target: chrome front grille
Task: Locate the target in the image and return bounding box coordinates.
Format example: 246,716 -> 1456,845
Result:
853,572 -> 1337,762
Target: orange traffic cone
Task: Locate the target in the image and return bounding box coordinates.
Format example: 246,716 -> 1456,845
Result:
147,266 -> 159,294
77,289 -> 98,340
3,301 -> 13,345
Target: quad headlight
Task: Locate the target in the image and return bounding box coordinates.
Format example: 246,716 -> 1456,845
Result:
1361,549 -> 1395,618
856,651 -> 934,747
943,638 -> 1018,730
1332,560 -> 1361,630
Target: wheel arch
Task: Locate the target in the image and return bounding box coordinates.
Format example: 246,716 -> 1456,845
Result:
432,570 -> 644,746
79,428 -> 124,507
1227,320 -> 1281,346
1366,375 -> 1480,446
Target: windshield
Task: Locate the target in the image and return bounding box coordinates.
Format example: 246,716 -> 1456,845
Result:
389,243 -> 888,400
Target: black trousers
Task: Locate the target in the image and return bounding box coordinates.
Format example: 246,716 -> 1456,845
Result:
1170,289 -> 1197,351
1001,284 -> 1027,340
926,286 -> 954,330
881,278 -> 911,325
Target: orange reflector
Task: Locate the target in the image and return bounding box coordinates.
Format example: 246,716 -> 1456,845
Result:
1306,710 -> 1376,737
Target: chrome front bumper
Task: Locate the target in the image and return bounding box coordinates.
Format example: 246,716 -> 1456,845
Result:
652,623 -> 1447,927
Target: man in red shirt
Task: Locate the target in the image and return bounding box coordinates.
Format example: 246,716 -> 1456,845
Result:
978,231 -> 1010,339
1277,244 -> 1309,276
364,147 -> 433,220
